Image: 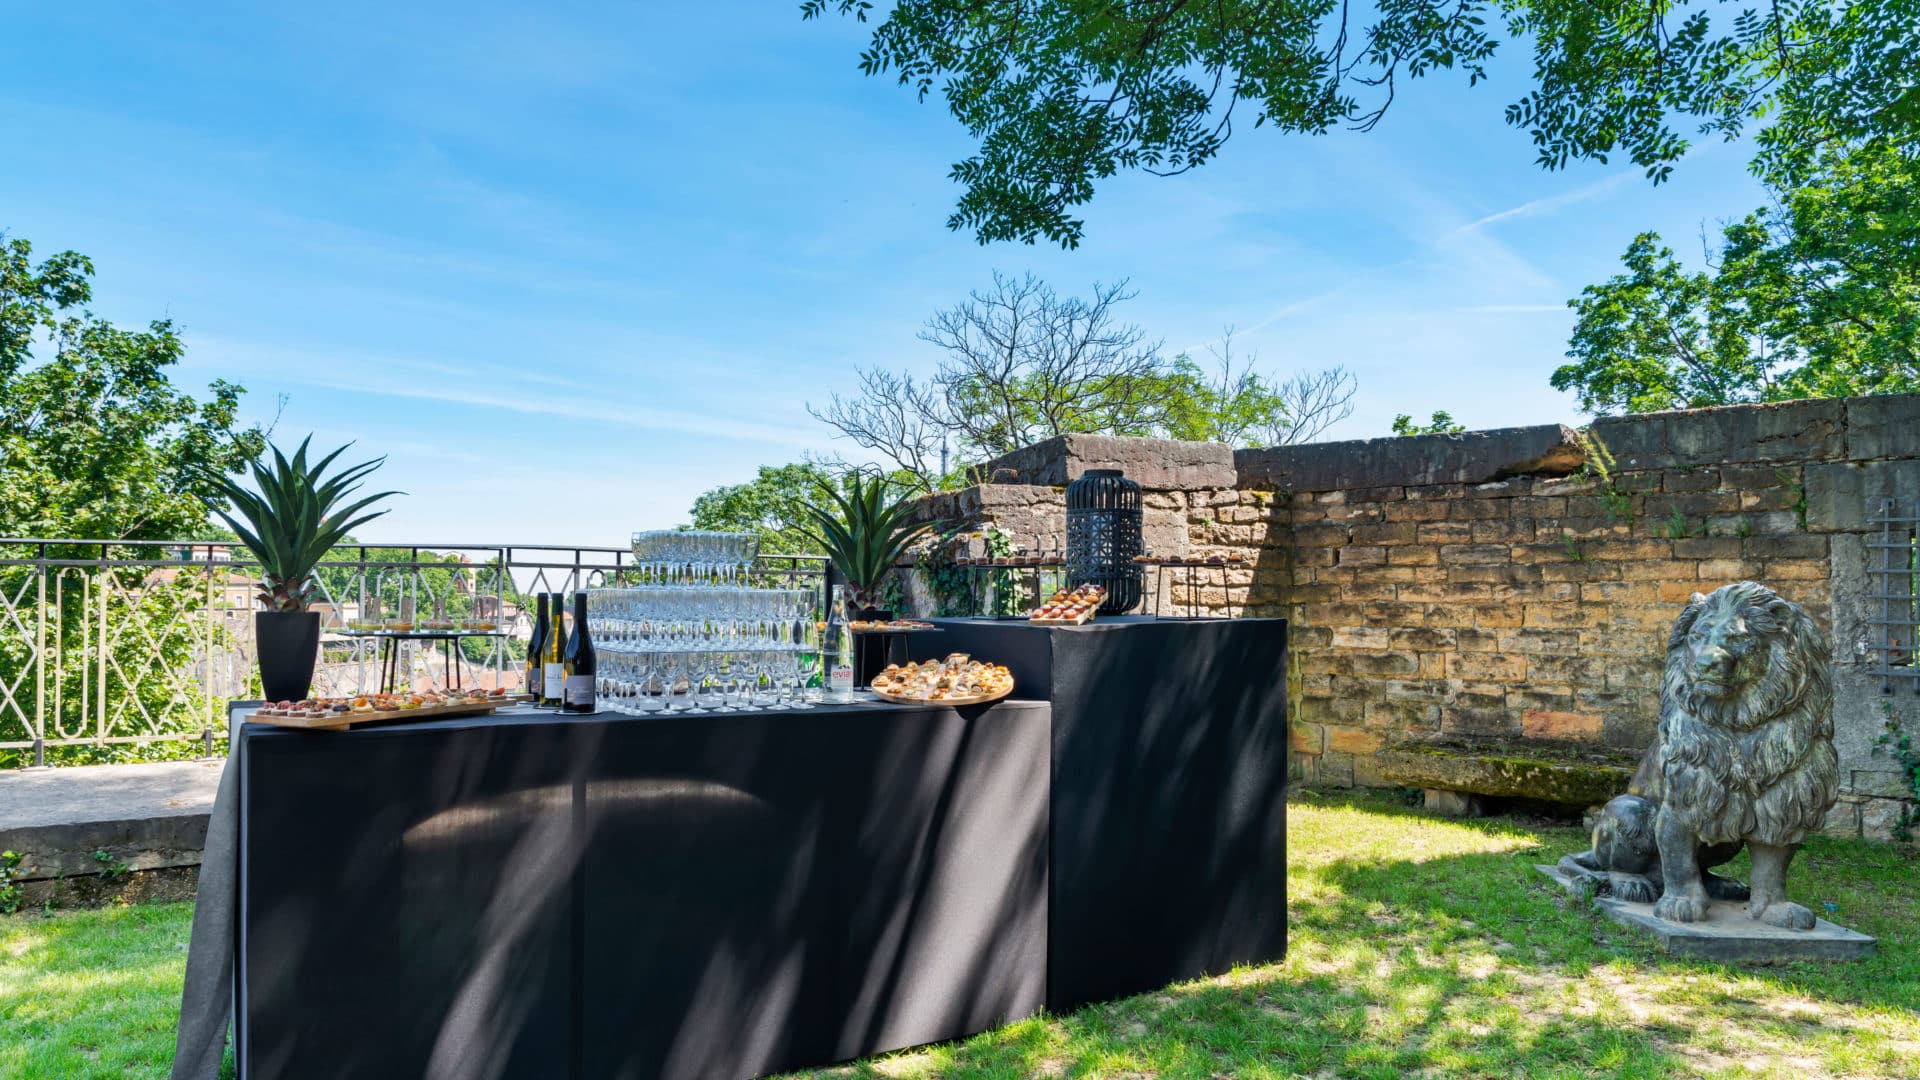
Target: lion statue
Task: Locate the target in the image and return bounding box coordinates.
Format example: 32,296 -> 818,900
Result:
1561,581 -> 1838,930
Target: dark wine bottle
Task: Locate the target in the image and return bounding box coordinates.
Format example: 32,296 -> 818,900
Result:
526,592 -> 550,701
563,592 -> 596,712
541,593 -> 567,708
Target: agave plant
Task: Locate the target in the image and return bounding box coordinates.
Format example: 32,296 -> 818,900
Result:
194,437 -> 400,611
800,472 -> 933,609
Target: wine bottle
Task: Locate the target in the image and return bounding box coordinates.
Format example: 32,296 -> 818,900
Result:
542,593 -> 567,708
563,592 -> 596,712
526,592 -> 550,701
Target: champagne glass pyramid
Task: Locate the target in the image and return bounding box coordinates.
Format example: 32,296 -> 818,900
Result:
589,532 -> 812,714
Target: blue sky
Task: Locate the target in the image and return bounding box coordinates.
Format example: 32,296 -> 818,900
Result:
3,2 -> 1765,545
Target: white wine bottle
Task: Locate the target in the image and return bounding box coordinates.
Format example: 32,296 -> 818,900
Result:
541,593 -> 566,708
563,592 -> 596,713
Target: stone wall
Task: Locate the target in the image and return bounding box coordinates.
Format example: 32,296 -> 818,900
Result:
910,395 -> 1920,840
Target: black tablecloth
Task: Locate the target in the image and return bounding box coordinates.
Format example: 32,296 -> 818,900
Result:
916,617 -> 1291,1010
180,698 -> 1051,1080
177,616 -> 1290,1080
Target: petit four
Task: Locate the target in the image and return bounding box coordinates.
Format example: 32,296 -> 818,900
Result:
1029,584 -> 1107,625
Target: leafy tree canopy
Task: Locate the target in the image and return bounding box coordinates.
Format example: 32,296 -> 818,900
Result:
1,234 -> 266,544
1553,140 -> 1919,415
688,461 -> 844,555
804,0 -> 1917,247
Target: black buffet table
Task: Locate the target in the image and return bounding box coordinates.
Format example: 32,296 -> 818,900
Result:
218,617 -> 1288,1080
916,617 -> 1291,1012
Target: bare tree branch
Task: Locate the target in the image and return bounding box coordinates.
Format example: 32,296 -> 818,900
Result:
809,276 -> 1363,485
1265,365 -> 1357,445
805,367 -> 951,493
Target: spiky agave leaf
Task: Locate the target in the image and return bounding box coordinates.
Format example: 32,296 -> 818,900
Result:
190,438 -> 402,611
799,472 -> 934,602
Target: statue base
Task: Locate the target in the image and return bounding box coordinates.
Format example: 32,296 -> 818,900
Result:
1535,864 -> 1876,963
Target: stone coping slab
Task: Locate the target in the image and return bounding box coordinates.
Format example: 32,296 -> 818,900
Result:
1234,424 -> 1583,492
1536,864 -> 1877,962
1375,737 -> 1638,805
0,760 -> 222,880
979,433 -> 1237,490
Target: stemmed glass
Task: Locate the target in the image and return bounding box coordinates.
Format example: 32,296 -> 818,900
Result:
589,533 -> 825,713
635,651 -> 664,712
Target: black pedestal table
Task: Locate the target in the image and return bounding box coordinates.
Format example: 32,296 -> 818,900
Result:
914,616 -> 1290,1011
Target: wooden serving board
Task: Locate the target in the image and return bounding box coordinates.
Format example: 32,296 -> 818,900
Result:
1029,613 -> 1097,626
247,698 -> 507,732
868,684 -> 1014,708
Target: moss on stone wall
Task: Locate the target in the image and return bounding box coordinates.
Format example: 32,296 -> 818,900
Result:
1375,738 -> 1639,804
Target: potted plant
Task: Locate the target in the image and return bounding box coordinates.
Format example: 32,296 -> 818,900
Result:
800,472 -> 932,617
195,438 -> 399,702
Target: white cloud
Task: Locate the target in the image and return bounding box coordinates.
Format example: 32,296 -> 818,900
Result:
184,335 -> 825,450
1460,170 -> 1637,232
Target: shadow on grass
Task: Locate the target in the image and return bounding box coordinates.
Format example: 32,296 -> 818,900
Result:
810,792 -> 1917,1079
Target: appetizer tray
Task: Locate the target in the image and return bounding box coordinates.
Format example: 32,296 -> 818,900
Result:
1132,555 -> 1248,566
248,691 -> 519,732
952,559 -> 1064,568
849,620 -> 939,634
869,684 -> 1014,708
868,655 -> 1015,707
335,629 -> 511,638
1029,584 -> 1107,626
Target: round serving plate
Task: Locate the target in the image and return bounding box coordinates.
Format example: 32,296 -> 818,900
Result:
867,683 -> 1015,708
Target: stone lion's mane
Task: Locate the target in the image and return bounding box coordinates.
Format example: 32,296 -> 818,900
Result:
1657,581 -> 1837,847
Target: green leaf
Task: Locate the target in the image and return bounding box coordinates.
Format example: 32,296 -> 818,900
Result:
188,436 -> 399,610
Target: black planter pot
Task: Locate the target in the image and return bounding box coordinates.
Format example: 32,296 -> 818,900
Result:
255,611 -> 322,702
854,607 -> 894,688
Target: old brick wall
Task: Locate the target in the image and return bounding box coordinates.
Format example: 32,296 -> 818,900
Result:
913,395 -> 1920,839
1270,467 -> 1829,776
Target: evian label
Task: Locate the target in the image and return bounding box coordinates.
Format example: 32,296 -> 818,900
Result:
828,663 -> 854,696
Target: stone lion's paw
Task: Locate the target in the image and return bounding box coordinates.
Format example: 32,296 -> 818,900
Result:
1753,900 -> 1816,930
1654,893 -> 1708,923
1609,873 -> 1659,904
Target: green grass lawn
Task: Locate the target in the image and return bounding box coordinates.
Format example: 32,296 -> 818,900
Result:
3,791 -> 1915,1078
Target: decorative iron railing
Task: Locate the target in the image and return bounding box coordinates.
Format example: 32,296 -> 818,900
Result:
0,539 -> 826,768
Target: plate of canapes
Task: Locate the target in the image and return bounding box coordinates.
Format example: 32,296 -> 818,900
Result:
849,619 -> 938,633
1029,584 -> 1106,625
869,654 -> 1015,706
249,687 -> 515,730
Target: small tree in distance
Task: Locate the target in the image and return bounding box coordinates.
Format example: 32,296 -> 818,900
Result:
808,273 -> 1356,492
1392,411 -> 1468,436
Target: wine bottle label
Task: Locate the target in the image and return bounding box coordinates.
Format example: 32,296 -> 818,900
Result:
828,664 -> 854,694
565,674 -> 594,705
528,668 -> 544,694
544,663 -> 564,696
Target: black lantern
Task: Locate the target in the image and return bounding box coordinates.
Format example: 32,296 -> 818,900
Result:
1065,468 -> 1143,615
